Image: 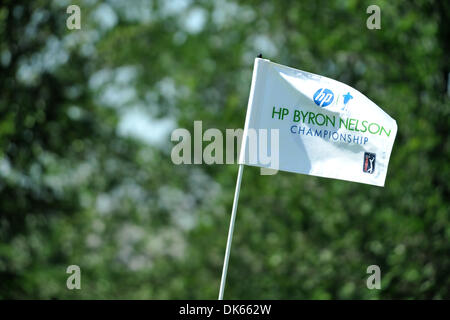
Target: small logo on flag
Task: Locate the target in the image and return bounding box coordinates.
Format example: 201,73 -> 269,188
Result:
341,92 -> 353,111
313,88 -> 334,107
363,152 -> 376,174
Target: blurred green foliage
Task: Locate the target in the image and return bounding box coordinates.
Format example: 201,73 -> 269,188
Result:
0,0 -> 448,299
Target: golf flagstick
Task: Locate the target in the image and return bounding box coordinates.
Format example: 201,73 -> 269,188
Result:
216,54 -> 398,299
218,163 -> 244,300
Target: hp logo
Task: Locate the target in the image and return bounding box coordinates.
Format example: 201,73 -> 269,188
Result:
313,88 -> 334,107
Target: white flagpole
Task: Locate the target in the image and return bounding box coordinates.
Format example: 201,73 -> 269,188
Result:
218,163 -> 244,300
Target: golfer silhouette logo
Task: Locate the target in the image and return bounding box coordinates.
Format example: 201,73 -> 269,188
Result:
341,92 -> 353,111
363,152 -> 376,174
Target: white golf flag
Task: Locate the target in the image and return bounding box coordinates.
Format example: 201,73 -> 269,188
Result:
239,58 -> 397,186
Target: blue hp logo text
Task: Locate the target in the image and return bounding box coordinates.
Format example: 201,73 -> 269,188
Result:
313,88 -> 334,107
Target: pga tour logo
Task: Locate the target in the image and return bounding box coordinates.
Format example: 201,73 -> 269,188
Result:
363,152 -> 376,174
313,88 -> 334,107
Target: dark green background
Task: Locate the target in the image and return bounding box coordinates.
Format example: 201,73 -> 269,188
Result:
0,0 -> 448,299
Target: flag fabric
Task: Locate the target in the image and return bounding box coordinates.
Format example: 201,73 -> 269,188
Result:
239,58 -> 397,187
